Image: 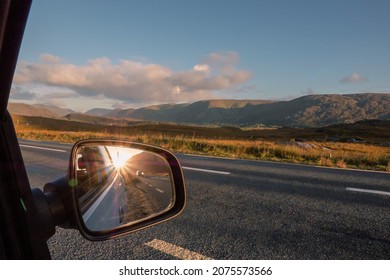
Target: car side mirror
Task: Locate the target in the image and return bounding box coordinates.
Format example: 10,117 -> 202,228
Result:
70,139 -> 186,240
34,140 -> 186,241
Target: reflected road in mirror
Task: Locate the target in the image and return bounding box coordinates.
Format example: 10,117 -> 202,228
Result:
75,145 -> 175,232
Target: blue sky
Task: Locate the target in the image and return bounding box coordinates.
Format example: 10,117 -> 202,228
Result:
11,0 -> 390,112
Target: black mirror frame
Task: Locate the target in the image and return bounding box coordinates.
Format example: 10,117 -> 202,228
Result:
69,139 -> 186,241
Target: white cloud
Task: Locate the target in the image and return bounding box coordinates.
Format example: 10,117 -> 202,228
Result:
203,51 -> 239,75
42,99 -> 68,108
193,64 -> 210,73
340,72 -> 368,83
14,51 -> 251,108
40,53 -> 62,64
10,86 -> 36,100
172,86 -> 182,95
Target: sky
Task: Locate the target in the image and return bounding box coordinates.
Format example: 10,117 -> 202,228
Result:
10,0 -> 390,112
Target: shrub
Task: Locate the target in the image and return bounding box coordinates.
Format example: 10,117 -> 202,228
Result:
336,159 -> 347,168
318,157 -> 333,167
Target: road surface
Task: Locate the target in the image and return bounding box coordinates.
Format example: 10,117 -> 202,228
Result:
19,139 -> 390,259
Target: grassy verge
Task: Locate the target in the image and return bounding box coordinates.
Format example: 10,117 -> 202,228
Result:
15,127 -> 390,172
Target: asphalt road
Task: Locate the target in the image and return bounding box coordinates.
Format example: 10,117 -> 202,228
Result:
19,139 -> 390,259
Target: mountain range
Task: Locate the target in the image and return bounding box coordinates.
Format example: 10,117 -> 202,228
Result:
9,93 -> 390,128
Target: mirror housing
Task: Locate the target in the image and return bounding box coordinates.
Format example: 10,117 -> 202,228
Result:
34,139 -> 186,242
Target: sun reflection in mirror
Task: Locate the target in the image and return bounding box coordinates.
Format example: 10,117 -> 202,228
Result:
106,146 -> 142,169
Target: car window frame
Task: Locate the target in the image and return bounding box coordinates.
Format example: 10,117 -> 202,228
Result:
0,0 -> 51,259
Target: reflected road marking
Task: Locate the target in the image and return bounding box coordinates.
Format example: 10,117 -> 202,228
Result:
145,239 -> 213,260
83,174 -> 119,223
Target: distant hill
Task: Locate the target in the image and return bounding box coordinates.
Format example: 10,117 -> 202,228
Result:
8,103 -> 60,118
103,100 -> 274,123
247,93 -> 390,127
105,93 -> 390,127
8,103 -> 76,118
85,108 -> 113,116
34,104 -> 76,116
117,103 -> 188,122
9,93 -> 390,128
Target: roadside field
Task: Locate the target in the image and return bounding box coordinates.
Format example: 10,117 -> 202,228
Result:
13,114 -> 390,172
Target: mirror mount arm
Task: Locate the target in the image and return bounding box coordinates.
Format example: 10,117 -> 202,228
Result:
31,175 -> 78,241
31,188 -> 56,240
43,175 -> 77,229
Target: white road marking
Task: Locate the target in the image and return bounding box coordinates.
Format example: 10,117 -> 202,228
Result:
156,188 -> 164,193
346,187 -> 390,196
145,239 -> 213,260
20,144 -> 67,153
182,166 -> 230,175
315,165 -> 390,174
83,174 -> 119,223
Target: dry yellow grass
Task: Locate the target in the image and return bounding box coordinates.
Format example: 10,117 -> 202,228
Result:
15,127 -> 390,172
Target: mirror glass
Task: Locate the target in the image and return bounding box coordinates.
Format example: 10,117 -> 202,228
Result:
74,144 -> 175,232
